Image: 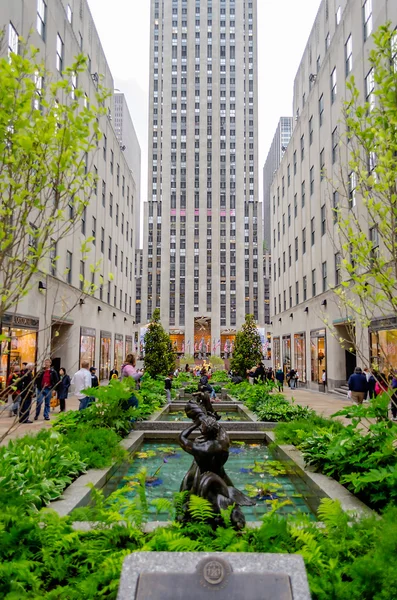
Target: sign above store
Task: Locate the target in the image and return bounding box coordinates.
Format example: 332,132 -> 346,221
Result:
2,313 -> 39,329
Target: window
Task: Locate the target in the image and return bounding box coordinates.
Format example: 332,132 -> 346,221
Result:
345,34 -> 352,76
8,23 -> 18,57
349,172 -> 357,207
295,281 -> 299,305
309,116 -> 313,145
322,261 -> 327,292
369,226 -> 379,260
301,180 -> 305,207
335,252 -> 341,285
295,237 -> 298,261
108,237 -> 112,261
103,135 -> 107,161
288,204 -> 291,227
288,244 -> 292,267
310,166 -> 314,195
325,32 -> 330,52
365,68 -> 375,110
363,0 -> 373,41
319,94 -> 324,126
287,164 -> 291,186
92,217 -> 96,244
50,239 -> 57,276
109,193 -> 113,217
333,191 -> 339,222
312,269 -> 316,296
332,127 -> 338,163
56,34 -> 64,72
81,207 -> 86,235
294,194 -> 297,217
331,68 -> 337,103
100,227 -> 104,253
36,0 -> 46,39
66,251 -> 72,284
302,228 -> 306,254
303,276 -> 307,301
311,217 -> 315,245
293,150 -> 297,174
321,205 -> 326,236
80,261 -> 85,291
300,135 -> 305,161
320,148 -> 325,180
66,4 -> 72,23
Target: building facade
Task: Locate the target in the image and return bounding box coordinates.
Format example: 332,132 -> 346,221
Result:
114,92 -> 141,249
0,0 -> 140,385
140,0 -> 264,357
270,0 -> 397,390
263,117 -> 293,252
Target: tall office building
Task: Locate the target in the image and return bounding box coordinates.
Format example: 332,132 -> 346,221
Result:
263,117 -> 293,252
114,93 -> 141,248
141,0 -> 263,357
0,0 -> 139,383
270,0 -> 397,391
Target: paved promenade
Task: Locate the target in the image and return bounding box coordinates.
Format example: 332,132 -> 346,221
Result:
0,384 -> 353,445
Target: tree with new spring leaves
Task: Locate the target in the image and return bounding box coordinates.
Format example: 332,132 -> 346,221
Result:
143,309 -> 176,377
230,314 -> 262,377
0,34 -> 107,319
330,24 -> 397,371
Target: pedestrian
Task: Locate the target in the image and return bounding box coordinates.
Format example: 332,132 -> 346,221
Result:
347,366 -> 368,405
288,369 -> 297,389
247,362 -> 265,384
165,372 -> 173,403
120,353 -> 142,409
375,372 -> 388,396
7,365 -> 21,416
109,366 -> 119,379
57,368 -> 71,412
71,361 -> 92,410
35,359 -> 60,421
321,369 -> 327,392
90,366 -> 99,388
17,363 -> 34,423
199,368 -> 216,400
367,369 -> 376,400
275,367 -> 284,391
185,363 -> 190,373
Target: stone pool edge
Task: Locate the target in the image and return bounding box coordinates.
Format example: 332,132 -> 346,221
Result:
49,429 -> 373,523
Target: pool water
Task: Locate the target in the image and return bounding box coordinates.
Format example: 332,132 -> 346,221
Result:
161,410 -> 251,422
112,442 -> 315,522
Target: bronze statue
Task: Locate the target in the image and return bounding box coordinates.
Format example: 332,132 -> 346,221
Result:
178,400 -> 255,530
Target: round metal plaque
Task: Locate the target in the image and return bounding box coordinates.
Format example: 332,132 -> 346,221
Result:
198,558 -> 232,590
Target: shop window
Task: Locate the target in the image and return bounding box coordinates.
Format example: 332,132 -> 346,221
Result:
310,329 -> 326,383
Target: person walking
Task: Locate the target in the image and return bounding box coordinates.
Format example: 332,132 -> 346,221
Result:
57,368 -> 71,413
7,365 -> 21,416
367,370 -> 376,400
288,369 -> 297,389
17,363 -> 34,423
35,359 -> 60,421
275,367 -> 284,391
347,367 -> 368,405
71,361 -> 92,410
88,366 -> 99,406
321,369 -> 327,392
165,372 -> 173,403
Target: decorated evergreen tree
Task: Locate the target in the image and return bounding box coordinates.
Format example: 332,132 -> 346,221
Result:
230,315 -> 262,377
144,309 -> 176,377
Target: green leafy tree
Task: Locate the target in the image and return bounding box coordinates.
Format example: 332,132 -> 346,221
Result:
329,24 -> 397,373
143,309 -> 175,377
230,314 -> 262,377
0,38 -> 107,319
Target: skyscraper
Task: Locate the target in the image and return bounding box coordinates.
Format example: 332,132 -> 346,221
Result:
141,0 -> 263,357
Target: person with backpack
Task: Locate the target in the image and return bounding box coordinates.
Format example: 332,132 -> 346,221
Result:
275,367 -> 285,391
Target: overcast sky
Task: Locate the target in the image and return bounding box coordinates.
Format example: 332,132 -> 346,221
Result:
89,0 -> 321,217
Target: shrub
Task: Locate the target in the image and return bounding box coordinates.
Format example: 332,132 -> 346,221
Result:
275,416 -> 344,445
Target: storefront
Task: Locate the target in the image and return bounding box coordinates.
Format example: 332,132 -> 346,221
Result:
282,335 -> 291,374
273,337 -> 281,369
370,317 -> 397,373
100,331 -> 111,381
114,334 -> 124,371
310,329 -> 326,383
294,333 -> 306,383
125,335 -> 133,357
0,313 -> 39,389
169,331 -> 185,356
80,327 -> 96,368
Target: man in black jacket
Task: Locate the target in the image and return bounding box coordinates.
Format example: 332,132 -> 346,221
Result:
17,363 -> 34,423
35,359 -> 59,421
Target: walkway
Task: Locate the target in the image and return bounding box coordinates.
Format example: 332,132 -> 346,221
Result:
0,395 -> 80,445
282,386 -> 353,420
